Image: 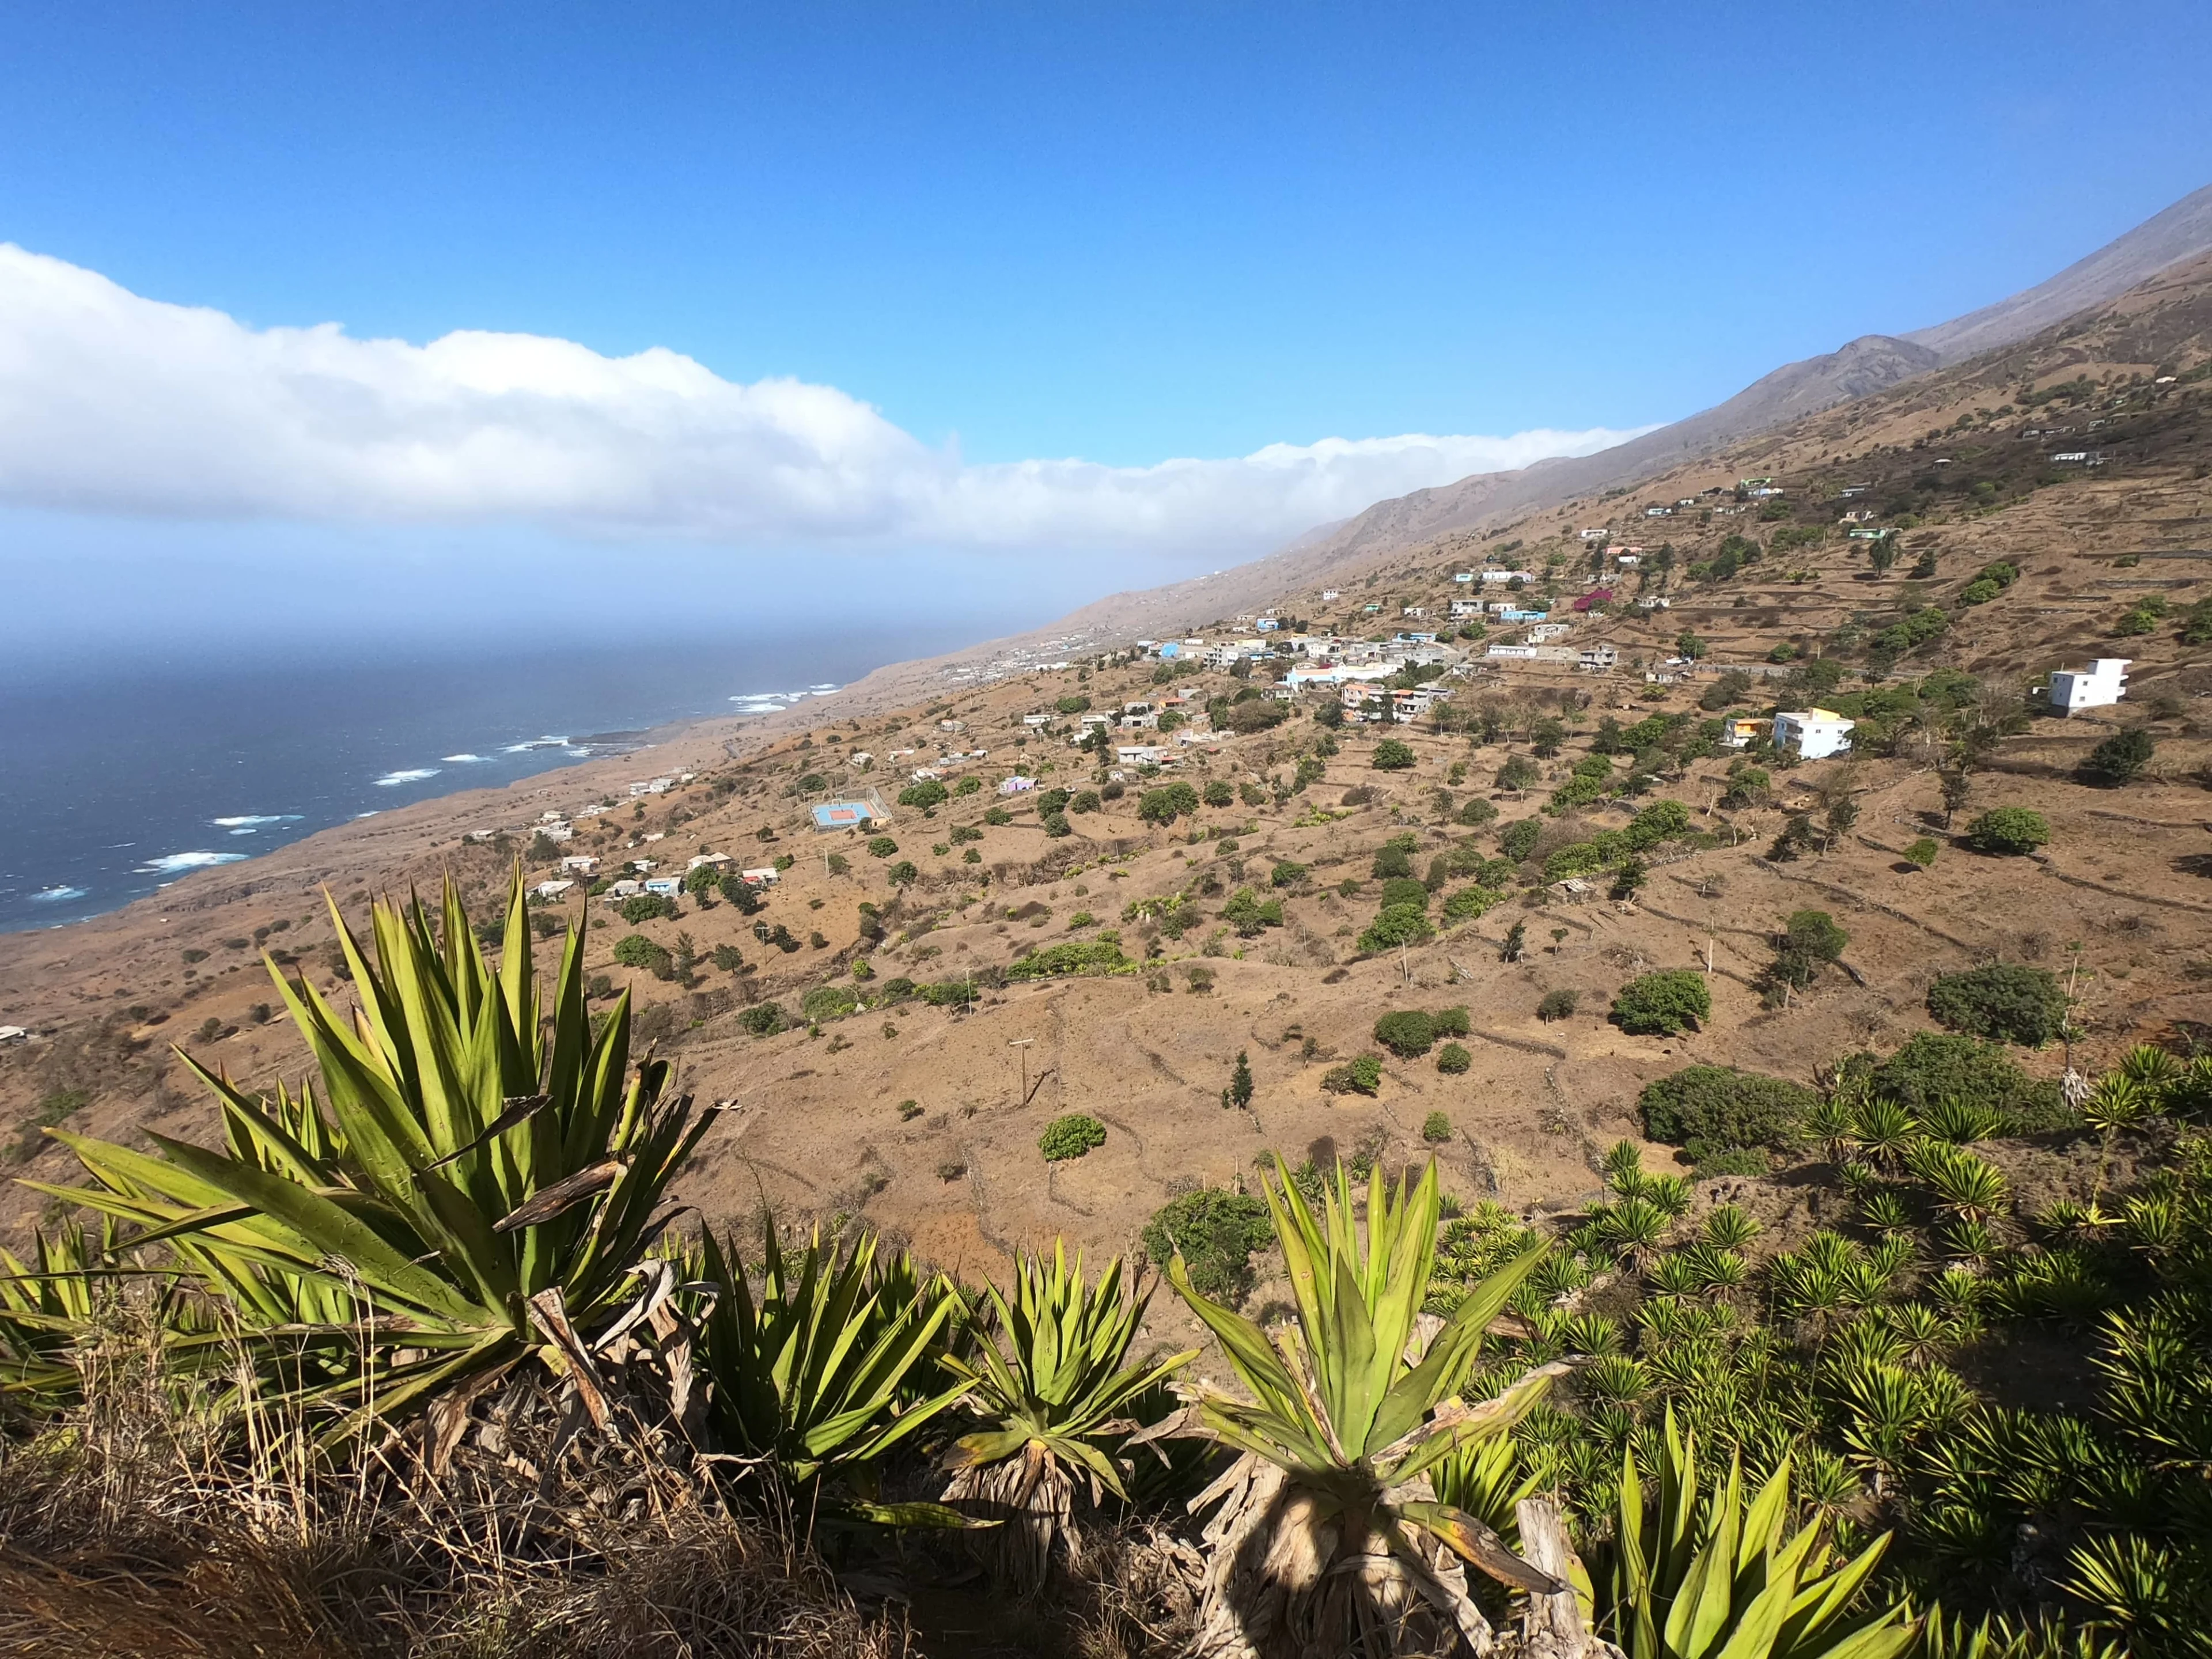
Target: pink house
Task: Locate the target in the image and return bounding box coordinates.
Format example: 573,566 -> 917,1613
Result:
1571,588 -> 1615,612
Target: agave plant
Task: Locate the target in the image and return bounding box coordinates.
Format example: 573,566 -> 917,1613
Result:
1921,1096 -> 2007,1145
691,1219 -> 966,1506
0,1218 -> 118,1412
1167,1157 -> 1565,1659
1702,1205 -> 1761,1251
935,1243 -> 1194,1588
1907,1142 -> 2010,1225
1592,1411 -> 1918,1659
1852,1098 -> 1921,1172
34,877 -> 713,1436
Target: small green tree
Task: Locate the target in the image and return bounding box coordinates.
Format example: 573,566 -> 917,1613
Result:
1770,909 -> 1849,990
1903,837 -> 1940,869
1202,779 -> 1235,808
1421,1110 -> 1453,1142
1358,904 -> 1434,952
1371,738 -> 1416,771
1319,1055 -> 1383,1095
1434,1046 -> 1471,1077
1611,970 -> 1711,1036
1138,782 -> 1201,825
866,835 -> 899,858
1142,1189 -> 1271,1298
1536,988 -> 1578,1021
1501,921 -> 1527,963
1967,807 -> 2050,855
1225,1051 -> 1255,1112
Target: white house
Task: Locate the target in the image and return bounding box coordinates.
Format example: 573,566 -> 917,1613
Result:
1480,569 -> 1537,584
1022,713 -> 1053,728
740,867 -> 779,886
2047,658 -> 2130,715
687,853 -> 731,871
1453,571 -> 1476,583
1772,709 -> 1855,759
1321,588 -> 1340,601
643,876 -> 684,898
1115,744 -> 1171,764
560,855 -> 600,875
1487,643 -> 1540,661
999,775 -> 1038,794
531,879 -> 575,901
1528,623 -> 1573,643
1449,599 -> 1483,618
602,878 -> 643,900
1577,645 -> 1620,671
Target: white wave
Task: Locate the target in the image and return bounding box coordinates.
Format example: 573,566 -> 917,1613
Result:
374,767 -> 441,786
211,813 -> 301,828
138,851 -> 248,874
443,752 -> 484,763
501,736 -> 571,753
355,811 -> 378,819
30,885 -> 86,902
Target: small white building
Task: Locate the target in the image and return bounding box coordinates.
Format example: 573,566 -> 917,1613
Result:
1528,623 -> 1573,643
2047,658 -> 2130,715
687,853 -> 732,870
1321,588 -> 1340,601
532,879 -> 575,901
1022,713 -> 1053,728
1577,645 -> 1620,671
603,878 -> 644,900
560,854 -> 600,875
740,866 -> 780,886
643,876 -> 683,897
1772,709 -> 1856,760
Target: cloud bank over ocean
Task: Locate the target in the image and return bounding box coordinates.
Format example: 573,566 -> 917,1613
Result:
0,244 -> 1648,557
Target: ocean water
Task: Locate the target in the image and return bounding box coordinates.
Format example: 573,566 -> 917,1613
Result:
0,626 -> 974,932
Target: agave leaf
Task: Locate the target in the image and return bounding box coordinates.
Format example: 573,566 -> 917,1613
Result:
1399,1497 -> 1565,1592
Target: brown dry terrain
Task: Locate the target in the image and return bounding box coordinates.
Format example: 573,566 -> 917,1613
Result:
4,251 -> 2211,1360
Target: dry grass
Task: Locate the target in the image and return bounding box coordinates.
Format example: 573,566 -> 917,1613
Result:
0,1326 -> 910,1659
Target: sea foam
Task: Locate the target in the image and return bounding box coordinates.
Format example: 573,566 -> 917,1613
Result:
443,753 -> 485,763
374,768 -> 441,787
30,885 -> 87,903
138,851 -> 249,874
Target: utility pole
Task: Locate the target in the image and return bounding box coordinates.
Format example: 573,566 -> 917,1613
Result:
1009,1038 -> 1035,1105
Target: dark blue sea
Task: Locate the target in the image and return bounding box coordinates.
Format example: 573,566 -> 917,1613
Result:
0,624 -> 982,932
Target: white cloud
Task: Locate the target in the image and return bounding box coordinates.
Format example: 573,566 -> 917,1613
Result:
0,244 -> 1647,553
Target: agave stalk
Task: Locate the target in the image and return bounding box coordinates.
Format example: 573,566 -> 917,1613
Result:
1596,1410 -> 1919,1659
936,1243 -> 1194,1588
691,1219 -> 968,1506
31,876 -> 714,1437
1168,1157 -> 1564,1659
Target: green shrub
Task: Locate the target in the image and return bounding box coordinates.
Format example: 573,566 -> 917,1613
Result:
1372,843 -> 1415,880
887,861 -> 919,886
1958,578 -> 2001,605
1321,1055 -> 1384,1095
1378,877 -> 1430,911
1358,903 -> 1435,952
1142,1189 -> 1272,1299
1434,1046 -> 1471,1077
918,978 -> 980,1006
1456,798 -> 1498,828
1499,819 -> 1543,862
878,976 -> 916,1001
1441,885 -> 1499,922
1536,988 -> 1579,1022
866,835 -> 899,858
1611,970 -> 1711,1036
1639,1065 -> 1817,1160
1926,963 -> 2068,1046
1007,940 -> 1131,979
1203,779 -> 1235,808
1967,807 -> 2050,855
1373,1010 -> 1437,1057
1543,842 -> 1605,882
1372,738 -> 1416,771
736,1001 -> 787,1036
2081,728 -> 2154,787
1054,694 -> 1091,715
612,933 -> 671,971
1039,1113 -> 1107,1161
618,893 -> 680,925
711,944 -> 745,972
1270,859 -> 1308,888
1771,909 -> 1849,989
1903,838 -> 1940,869
800,984 -> 858,1023
1422,1109 -> 1454,1141
1070,790 -> 1101,813
897,780 -> 948,809
1430,1006 -> 1469,1037
1868,1031 -> 2070,1131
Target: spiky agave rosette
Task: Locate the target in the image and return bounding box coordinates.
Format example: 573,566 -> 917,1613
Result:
1163,1156 -> 1569,1659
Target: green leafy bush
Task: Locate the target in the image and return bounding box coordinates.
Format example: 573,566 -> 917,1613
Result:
1926,963 -> 2068,1046
1456,798 -> 1498,827
866,835 -> 899,858
897,780 -> 948,809
1429,1005 -> 1469,1037
1270,859 -> 1308,888
1536,988 -> 1579,1021
1039,1113 -> 1107,1161
1691,1147 -> 1770,1179
1434,1045 -> 1471,1076
1611,970 -> 1711,1036
1770,909 -> 1849,990
612,933 -> 671,971
1054,694 -> 1091,715
1967,807 -> 2050,855
1499,818 -> 1542,862
1373,1010 -> 1437,1057
1007,941 -> 1131,979
1639,1065 -> 1816,1160
1203,779 -> 1235,808
618,893 -> 680,925
887,861 -> 919,886
2081,728 -> 2154,786
736,1001 -> 786,1036
1422,1109 -> 1454,1141
1377,877 -> 1429,910
1867,1031 -> 2069,1130
1371,842 -> 1415,880
1441,885 -> 1499,922
1371,738 -> 1416,770
1903,838 -> 1940,869
800,984 -> 858,1023
1142,1189 -> 1272,1299
1320,1055 -> 1383,1095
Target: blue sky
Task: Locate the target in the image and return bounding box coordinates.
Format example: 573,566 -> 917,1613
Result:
2,0 -> 2209,656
